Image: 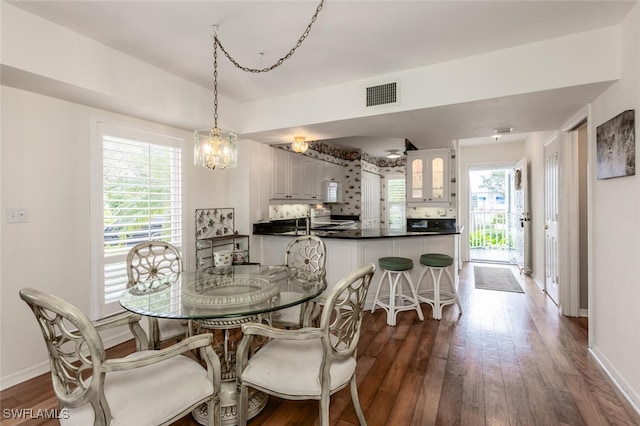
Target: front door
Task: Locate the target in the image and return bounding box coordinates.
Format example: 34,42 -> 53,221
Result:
510,157 -> 529,273
544,135 -> 560,304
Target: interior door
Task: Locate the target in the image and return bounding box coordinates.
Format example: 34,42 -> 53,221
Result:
361,171 -> 381,229
510,158 -> 529,273
544,135 -> 560,303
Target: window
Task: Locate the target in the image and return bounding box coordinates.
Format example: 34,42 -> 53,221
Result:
387,178 -> 406,229
92,120 -> 183,319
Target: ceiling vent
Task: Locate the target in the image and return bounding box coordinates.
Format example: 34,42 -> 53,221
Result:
366,82 -> 397,107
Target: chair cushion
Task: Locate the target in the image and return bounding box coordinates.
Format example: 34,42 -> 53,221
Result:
419,253 -> 454,267
62,352 -> 213,426
379,257 -> 413,271
241,338 -> 356,397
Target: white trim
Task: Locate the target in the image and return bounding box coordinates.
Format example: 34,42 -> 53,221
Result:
89,116 -> 186,320
560,106 -> 590,318
589,347 -> 640,417
579,308 -> 588,317
0,330 -> 132,391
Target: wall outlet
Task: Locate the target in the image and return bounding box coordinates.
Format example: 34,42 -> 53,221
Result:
6,207 -> 29,223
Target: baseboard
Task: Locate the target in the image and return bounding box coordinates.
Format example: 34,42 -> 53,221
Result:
589,346 -> 640,417
0,329 -> 132,391
530,273 -> 545,291
579,308 -> 588,317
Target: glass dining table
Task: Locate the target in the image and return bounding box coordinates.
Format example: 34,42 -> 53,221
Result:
120,263 -> 327,426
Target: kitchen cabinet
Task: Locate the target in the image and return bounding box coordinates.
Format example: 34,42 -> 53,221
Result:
271,147 -> 331,203
406,148 -> 451,206
271,148 -> 304,201
300,156 -> 325,202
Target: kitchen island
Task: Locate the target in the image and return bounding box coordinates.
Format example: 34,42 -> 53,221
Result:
253,226 -> 462,310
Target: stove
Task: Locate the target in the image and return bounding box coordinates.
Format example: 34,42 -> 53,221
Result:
310,208 -> 358,230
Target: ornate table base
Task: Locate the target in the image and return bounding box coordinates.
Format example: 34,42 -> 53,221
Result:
190,315 -> 269,425
193,383 -> 268,425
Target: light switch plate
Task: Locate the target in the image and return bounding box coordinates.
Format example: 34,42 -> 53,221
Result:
6,207 -> 28,223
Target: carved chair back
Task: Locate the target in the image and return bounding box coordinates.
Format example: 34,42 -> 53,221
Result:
284,235 -> 326,278
19,288 -> 114,419
126,241 -> 183,287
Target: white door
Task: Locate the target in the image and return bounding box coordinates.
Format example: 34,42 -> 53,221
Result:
361,171 -> 380,229
510,158 -> 529,273
544,135 -> 560,303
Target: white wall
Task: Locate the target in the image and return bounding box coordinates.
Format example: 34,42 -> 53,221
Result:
458,141 -> 525,262
588,2 -> 640,410
0,87 -> 231,389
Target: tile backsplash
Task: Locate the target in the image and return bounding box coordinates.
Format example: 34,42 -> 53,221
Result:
269,204 -> 310,220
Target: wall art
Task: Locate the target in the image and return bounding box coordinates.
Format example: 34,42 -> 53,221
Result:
596,110 -> 635,179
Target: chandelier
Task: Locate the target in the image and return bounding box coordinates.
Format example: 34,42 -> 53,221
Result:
194,28 -> 237,170
194,0 -> 325,169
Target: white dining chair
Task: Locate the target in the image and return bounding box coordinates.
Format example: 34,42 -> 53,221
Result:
19,287 -> 222,426
126,241 -> 187,349
236,263 -> 376,426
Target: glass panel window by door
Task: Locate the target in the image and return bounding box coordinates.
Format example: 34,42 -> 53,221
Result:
431,157 -> 444,199
412,158 -> 423,199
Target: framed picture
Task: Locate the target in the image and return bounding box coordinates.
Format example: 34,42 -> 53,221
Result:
596,110 -> 635,179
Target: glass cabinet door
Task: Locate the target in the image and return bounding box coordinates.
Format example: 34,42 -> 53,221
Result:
430,156 -> 444,200
406,149 -> 450,205
411,158 -> 423,199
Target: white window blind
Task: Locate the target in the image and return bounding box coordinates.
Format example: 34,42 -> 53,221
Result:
93,121 -> 183,318
387,178 -> 406,230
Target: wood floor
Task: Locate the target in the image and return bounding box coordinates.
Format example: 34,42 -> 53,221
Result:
3,262 -> 639,426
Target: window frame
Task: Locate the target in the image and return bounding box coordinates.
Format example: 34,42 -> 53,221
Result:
90,118 -> 186,320
386,176 -> 406,230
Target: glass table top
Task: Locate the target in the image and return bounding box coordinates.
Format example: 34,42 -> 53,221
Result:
120,264 -> 327,319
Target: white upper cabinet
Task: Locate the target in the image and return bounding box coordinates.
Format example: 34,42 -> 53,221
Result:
271,148 -> 325,203
406,148 -> 451,206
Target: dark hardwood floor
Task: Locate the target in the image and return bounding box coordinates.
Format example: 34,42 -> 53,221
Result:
2,262 -> 639,425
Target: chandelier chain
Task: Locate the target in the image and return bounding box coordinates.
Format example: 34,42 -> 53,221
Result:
214,0 -> 324,74
213,40 -> 219,128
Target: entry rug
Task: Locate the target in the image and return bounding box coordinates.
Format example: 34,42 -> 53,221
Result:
474,266 -> 524,293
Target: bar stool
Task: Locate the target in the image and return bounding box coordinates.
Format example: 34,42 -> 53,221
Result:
371,257 -> 424,326
415,253 -> 461,320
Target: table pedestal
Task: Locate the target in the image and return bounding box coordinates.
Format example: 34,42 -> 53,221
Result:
190,315 -> 269,425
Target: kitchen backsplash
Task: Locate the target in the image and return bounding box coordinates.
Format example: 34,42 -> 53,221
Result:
269,204 -> 310,220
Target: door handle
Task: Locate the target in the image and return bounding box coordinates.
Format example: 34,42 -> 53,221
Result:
544,224 -> 549,229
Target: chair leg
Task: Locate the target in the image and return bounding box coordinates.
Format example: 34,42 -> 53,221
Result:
429,267 -> 443,320
237,382 -> 248,426
319,391 -> 331,426
350,374 -> 367,425
388,271 -> 401,326
370,270 -> 387,314
402,271 -> 424,321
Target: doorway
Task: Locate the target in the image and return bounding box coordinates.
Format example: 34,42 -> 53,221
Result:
468,167 -> 519,263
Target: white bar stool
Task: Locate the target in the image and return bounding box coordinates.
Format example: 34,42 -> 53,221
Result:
415,253 -> 462,320
370,257 -> 424,326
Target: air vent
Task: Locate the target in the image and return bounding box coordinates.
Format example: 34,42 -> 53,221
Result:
366,82 -> 397,107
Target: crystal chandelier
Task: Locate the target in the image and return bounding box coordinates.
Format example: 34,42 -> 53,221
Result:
195,0 -> 324,169
292,136 -> 309,154
194,30 -> 237,170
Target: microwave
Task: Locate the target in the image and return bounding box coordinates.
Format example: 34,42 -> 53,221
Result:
323,180 -> 342,203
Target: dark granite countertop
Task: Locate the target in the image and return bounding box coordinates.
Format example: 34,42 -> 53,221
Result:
255,227 -> 462,239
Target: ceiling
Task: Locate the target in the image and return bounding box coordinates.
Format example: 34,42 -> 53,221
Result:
7,0 -> 636,157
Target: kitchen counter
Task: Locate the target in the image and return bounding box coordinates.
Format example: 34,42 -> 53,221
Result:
254,225 -> 462,309
254,227 -> 462,239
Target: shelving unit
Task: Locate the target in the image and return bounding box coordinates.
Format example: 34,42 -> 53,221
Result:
196,234 -> 250,269
195,208 -> 252,270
